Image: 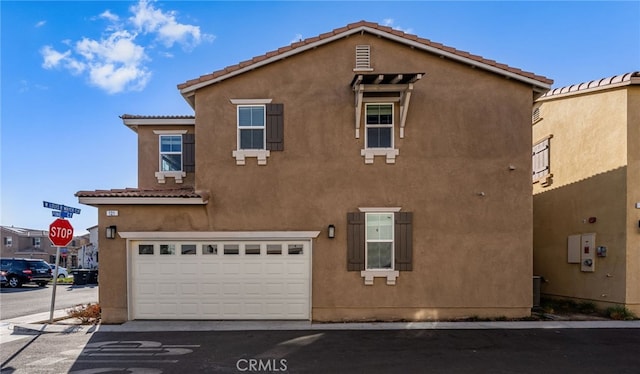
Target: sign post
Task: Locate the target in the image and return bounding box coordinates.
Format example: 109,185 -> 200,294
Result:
48,218 -> 74,323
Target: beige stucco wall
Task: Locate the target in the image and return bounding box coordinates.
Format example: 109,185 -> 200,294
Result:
137,126 -> 195,189
98,33 -> 540,322
533,86 -> 639,313
626,86 -> 640,313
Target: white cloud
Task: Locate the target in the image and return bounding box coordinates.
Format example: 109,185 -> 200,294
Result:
382,18 -> 413,34
19,80 -> 49,93
35,20 -> 46,28
41,46 -> 71,69
88,62 -> 151,94
291,33 -> 303,44
40,0 -> 213,94
129,0 -> 212,49
100,10 -> 119,22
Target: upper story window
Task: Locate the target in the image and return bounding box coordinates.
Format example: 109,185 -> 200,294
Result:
231,99 -> 284,166
32,237 -> 41,248
160,135 -> 183,172
154,130 -> 190,184
3,236 -> 12,247
365,104 -> 393,149
238,105 -> 266,150
352,74 -> 423,165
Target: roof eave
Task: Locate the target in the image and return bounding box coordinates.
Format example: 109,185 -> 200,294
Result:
78,197 -> 208,206
120,116 -> 196,132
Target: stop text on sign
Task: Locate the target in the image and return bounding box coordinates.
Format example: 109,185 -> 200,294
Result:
50,227 -> 73,239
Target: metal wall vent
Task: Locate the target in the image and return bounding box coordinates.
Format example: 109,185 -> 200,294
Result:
355,45 -> 372,71
532,107 -> 541,123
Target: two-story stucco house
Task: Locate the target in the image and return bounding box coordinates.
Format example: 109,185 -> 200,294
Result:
532,72 -> 640,314
1,225 -> 55,261
77,21 -> 552,323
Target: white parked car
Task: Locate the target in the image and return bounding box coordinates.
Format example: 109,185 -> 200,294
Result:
48,264 -> 69,278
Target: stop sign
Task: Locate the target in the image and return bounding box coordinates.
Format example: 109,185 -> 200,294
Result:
49,218 -> 74,247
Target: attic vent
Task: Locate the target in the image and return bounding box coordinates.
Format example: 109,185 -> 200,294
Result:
354,45 -> 373,71
532,107 -> 541,123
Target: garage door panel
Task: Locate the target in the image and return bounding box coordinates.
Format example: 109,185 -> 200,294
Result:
201,263 -> 220,274
180,303 -> 199,316
179,283 -> 198,295
286,281 -> 308,296
179,263 -> 199,274
244,282 -> 262,295
200,282 -> 220,295
265,263 -> 284,274
223,263 -> 241,274
137,282 -> 157,296
201,303 -> 220,315
131,240 -> 310,320
244,262 -> 263,274
137,263 -> 157,276
157,283 -> 177,295
223,303 -> 242,316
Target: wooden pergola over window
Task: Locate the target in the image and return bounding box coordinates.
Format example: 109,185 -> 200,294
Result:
351,73 -> 424,138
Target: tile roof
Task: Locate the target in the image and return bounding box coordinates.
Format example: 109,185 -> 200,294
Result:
75,187 -> 204,199
0,226 -> 48,236
539,71 -> 640,99
178,20 -> 553,93
120,114 -> 195,120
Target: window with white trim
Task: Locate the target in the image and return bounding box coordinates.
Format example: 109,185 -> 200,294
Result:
3,236 -> 12,247
154,130 -> 189,184
365,104 -> 393,149
366,212 -> 394,270
231,99 -> 284,166
238,105 -> 266,150
347,208 -> 412,286
32,237 -> 41,248
361,103 -> 399,164
160,135 -> 183,172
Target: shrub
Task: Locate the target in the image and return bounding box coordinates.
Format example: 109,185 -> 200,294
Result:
576,301 -> 597,314
67,303 -> 101,324
606,306 -> 637,321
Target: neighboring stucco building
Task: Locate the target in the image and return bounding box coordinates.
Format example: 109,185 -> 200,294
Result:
0,225 -> 87,268
532,72 -> 640,314
1,226 -> 55,261
77,21 -> 552,323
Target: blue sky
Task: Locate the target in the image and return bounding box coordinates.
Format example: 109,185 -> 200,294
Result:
2,1 -> 639,235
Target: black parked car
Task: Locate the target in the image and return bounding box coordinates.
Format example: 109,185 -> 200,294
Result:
0,258 -> 53,288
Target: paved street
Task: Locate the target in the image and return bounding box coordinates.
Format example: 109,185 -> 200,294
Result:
0,284 -> 98,320
1,328 -> 639,373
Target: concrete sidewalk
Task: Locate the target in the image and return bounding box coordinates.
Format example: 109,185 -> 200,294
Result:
2,309 -> 640,338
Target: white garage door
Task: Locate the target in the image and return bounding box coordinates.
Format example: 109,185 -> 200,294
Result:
130,240 -> 310,320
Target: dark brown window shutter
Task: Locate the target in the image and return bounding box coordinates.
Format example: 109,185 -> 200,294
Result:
183,133 -> 195,172
266,103 -> 284,151
347,212 -> 365,271
394,211 -> 413,271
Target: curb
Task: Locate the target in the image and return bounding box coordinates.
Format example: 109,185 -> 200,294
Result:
10,319 -> 640,335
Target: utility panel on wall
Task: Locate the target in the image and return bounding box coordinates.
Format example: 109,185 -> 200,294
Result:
580,233 -> 596,272
567,234 -> 581,263
568,233 -> 597,272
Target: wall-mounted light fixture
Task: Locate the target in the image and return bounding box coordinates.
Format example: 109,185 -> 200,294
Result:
105,225 -> 117,239
328,224 -> 335,239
